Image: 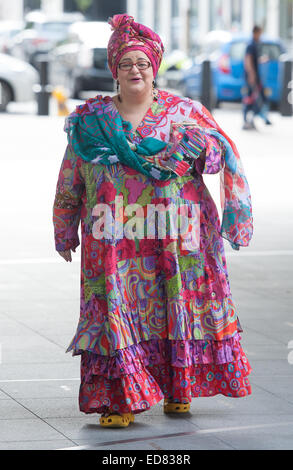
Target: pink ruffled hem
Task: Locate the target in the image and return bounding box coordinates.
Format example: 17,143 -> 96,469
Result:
79,359 -> 251,415
78,336 -> 252,414
78,333 -> 244,382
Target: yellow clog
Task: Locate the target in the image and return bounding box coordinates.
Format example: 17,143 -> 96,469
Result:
99,412 -> 135,428
163,400 -> 190,413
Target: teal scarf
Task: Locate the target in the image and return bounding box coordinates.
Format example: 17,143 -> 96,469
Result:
64,96 -> 253,250
65,102 -> 179,181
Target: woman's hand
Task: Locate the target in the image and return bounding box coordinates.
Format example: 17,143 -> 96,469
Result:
58,248 -> 76,262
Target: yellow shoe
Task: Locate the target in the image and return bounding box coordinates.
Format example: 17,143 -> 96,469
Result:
99,412 -> 135,428
163,400 -> 190,414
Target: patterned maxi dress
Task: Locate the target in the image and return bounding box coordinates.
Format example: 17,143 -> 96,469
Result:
53,90 -> 252,415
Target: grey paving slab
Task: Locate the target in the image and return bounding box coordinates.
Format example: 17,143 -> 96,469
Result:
0,311 -> 79,338
0,283 -> 80,304
133,434 -> 234,450
185,385 -> 293,416
0,418 -> 69,443
241,343 -> 290,361
53,336 -> 77,350
73,434 -> 234,451
0,360 -> 79,381
16,397 -> 81,419
248,359 -> 293,378
42,413 -> 200,442
229,286 -> 292,314
212,422 -> 293,450
233,289 -> 292,315
240,320 -> 293,346
28,323 -> 77,339
0,379 -> 80,399
186,406 -> 293,429
0,314 -> 38,337
182,412 -> 293,450
0,399 -> 36,420
0,391 -> 8,400
70,441 -> 160,450
239,327 -> 283,346
0,439 -> 76,450
0,334 -> 70,365
0,304 -> 79,339
251,376 -> 293,404
239,268 -> 290,288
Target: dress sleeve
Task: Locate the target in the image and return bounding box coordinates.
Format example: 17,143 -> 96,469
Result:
165,123 -> 225,177
53,145 -> 85,252
193,133 -> 225,175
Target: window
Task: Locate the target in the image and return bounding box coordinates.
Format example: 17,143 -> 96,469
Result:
279,0 -> 293,43
137,0 -> 144,23
231,0 -> 242,31
260,43 -> 282,60
209,0 -> 225,30
229,41 -> 247,60
254,0 -> 268,31
189,0 -> 199,52
41,22 -> 72,33
171,0 -> 180,49
171,0 -> 179,18
93,48 -> 108,69
154,0 -> 161,34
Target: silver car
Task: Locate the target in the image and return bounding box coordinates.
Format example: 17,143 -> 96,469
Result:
11,11 -> 84,68
50,21 -> 114,98
0,53 -> 39,111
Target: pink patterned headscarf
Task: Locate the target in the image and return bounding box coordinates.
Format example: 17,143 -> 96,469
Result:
107,14 -> 164,80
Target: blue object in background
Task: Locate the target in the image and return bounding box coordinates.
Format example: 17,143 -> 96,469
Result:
181,33 -> 287,108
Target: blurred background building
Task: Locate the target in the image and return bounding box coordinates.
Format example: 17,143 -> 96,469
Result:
0,0 -> 292,53
0,0 -> 292,111
128,0 -> 293,55
0,0 -> 293,52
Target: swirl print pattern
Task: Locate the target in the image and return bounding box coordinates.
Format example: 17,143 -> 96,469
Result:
53,90 -> 253,416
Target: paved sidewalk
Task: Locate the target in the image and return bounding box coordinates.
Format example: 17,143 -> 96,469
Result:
0,99 -> 293,450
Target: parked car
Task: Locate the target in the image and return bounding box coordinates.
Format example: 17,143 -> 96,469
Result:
11,10 -> 84,68
50,21 -> 113,98
180,31 -> 287,108
0,53 -> 39,111
0,21 -> 24,55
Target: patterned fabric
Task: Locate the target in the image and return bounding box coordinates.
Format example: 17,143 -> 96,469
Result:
64,94 -> 180,181
80,343 -> 252,415
53,90 -> 253,415
107,14 -> 164,79
64,95 -> 222,181
64,91 -> 253,250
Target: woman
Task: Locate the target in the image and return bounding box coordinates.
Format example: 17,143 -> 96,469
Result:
53,14 -> 253,428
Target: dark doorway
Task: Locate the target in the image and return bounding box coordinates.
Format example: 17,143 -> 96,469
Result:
64,0 -> 127,20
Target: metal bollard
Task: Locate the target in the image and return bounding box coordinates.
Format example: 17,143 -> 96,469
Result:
280,58 -> 293,116
201,59 -> 213,111
34,57 -> 52,116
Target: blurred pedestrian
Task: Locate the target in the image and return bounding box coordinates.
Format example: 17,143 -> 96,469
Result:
242,25 -> 272,129
53,14 -> 253,428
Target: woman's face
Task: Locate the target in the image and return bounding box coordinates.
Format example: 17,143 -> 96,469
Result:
117,50 -> 154,96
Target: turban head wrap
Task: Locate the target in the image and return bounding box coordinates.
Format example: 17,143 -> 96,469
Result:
107,14 -> 164,80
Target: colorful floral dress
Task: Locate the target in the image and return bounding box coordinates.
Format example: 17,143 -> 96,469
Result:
53,90 -> 252,415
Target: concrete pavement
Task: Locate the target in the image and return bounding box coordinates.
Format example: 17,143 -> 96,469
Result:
0,97 -> 293,450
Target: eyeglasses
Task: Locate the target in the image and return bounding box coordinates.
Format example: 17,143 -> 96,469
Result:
118,61 -> 151,71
